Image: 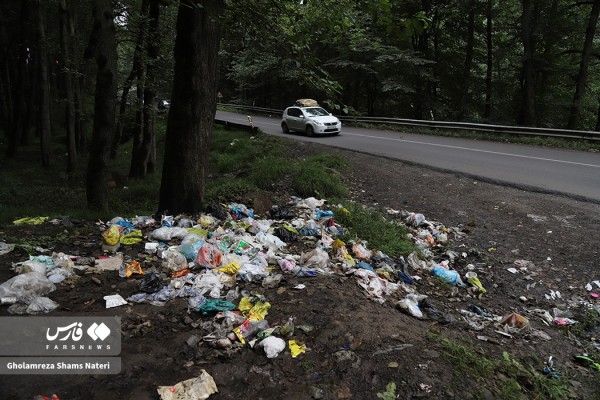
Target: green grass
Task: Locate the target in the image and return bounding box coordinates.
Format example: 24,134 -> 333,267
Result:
334,201 -> 416,257
432,334 -> 571,400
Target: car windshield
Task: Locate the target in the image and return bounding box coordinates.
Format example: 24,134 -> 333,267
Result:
304,107 -> 329,117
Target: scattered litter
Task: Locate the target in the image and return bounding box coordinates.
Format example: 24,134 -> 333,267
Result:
293,284 -> 306,290
104,294 -> 127,308
259,336 -> 286,358
0,242 -> 15,255
157,370 -> 218,400
289,340 -> 307,358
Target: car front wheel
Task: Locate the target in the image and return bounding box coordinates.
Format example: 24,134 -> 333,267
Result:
281,122 -> 289,134
306,125 -> 315,137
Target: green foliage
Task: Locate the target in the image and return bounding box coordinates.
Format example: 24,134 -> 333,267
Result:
376,382 -> 397,400
247,157 -> 296,190
431,334 -> 570,400
334,201 -> 415,257
292,162 -> 348,199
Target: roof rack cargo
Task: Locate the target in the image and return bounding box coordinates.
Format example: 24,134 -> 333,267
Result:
294,98 -> 319,107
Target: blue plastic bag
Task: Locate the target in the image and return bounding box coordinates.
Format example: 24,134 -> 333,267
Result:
432,266 -> 465,287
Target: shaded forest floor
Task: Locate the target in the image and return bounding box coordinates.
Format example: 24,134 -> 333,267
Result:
1,139 -> 600,399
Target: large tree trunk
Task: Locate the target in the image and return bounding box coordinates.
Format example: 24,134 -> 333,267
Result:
567,0 -> 600,129
484,0 -> 493,120
130,0 -> 159,178
6,1 -> 32,157
34,0 -> 51,167
158,0 -> 224,214
59,0 -> 77,172
457,1 -> 476,121
519,0 -> 536,126
85,0 -> 117,212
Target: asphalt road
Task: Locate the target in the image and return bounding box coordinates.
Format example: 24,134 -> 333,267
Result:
216,110 -> 600,203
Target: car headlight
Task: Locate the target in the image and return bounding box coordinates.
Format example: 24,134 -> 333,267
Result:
314,121 -> 324,126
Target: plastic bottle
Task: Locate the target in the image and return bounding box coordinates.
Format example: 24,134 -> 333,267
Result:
233,319 -> 269,344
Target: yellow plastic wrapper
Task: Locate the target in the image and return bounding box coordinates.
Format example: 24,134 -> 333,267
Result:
120,230 -> 143,245
102,225 -> 121,246
187,227 -> 208,238
123,260 -> 144,278
13,216 -> 49,225
332,238 -> 346,252
376,269 -> 392,281
289,340 -> 307,358
337,246 -> 356,266
238,296 -> 271,321
216,261 -> 240,275
468,276 -> 487,294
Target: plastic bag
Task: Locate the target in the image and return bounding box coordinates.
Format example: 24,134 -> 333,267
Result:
101,225 -> 121,246
274,226 -> 298,243
352,243 -> 371,260
300,248 -> 329,269
432,266 -> 465,287
192,270 -> 224,299
119,230 -> 143,245
268,207 -> 295,220
499,312 -> 530,332
255,232 -> 286,251
179,235 -> 205,261
139,271 -> 164,293
8,296 -> 59,314
196,299 -> 236,316
259,336 -> 286,358
0,272 -> 55,300
195,244 -> 223,269
396,294 -> 427,319
149,227 -> 189,241
161,250 -> 188,273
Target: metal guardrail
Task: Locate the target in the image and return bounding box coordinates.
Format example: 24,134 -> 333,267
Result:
217,103 -> 600,141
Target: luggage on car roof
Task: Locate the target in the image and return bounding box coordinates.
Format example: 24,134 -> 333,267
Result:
294,98 -> 318,107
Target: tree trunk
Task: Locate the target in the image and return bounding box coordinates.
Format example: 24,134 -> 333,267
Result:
457,1 -> 476,121
519,0 -> 535,126
484,0 -> 493,120
59,0 -> 77,172
114,0 -> 149,159
567,0 -> 600,129
130,0 -> 159,178
158,0 -> 224,214
6,1 -> 32,157
34,0 -> 51,167
86,0 -> 117,212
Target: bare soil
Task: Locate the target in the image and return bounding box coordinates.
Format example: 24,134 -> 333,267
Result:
1,140 -> 599,400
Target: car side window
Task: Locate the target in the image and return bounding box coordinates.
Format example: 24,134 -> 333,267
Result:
288,108 -> 301,117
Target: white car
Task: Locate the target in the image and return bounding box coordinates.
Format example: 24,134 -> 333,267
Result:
281,106 -> 341,136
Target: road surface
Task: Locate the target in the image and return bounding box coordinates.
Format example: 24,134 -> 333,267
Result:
216,110 -> 600,203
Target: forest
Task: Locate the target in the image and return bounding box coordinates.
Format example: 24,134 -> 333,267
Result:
1,0 -> 599,212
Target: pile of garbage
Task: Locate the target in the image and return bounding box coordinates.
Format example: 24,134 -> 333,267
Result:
3,196 -> 600,371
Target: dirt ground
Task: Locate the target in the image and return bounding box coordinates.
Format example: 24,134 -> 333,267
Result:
1,140 -> 600,400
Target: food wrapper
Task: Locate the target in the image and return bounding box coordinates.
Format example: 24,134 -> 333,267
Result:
119,260 -> 144,278
157,370 -> 218,400
216,261 -> 240,275
238,296 -> 271,320
289,340 -> 307,358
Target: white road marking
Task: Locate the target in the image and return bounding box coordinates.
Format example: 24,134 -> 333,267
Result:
344,132 -> 600,169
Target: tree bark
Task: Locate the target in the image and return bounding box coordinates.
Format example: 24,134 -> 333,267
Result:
158,0 -> 224,214
130,0 -> 159,178
59,0 -> 77,172
484,0 -> 493,120
567,0 -> 600,129
457,1 -> 476,121
86,0 -> 117,212
519,0 -> 536,126
34,0 -> 51,167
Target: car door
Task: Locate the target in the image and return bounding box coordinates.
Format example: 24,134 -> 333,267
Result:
287,107 -> 304,131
